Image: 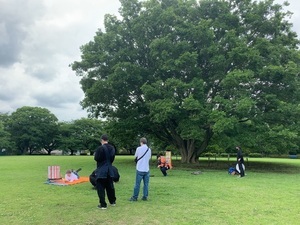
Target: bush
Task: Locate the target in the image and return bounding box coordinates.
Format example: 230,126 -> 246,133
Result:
288,151 -> 297,155
249,153 -> 263,158
220,153 -> 229,158
80,153 -> 88,155
269,154 -> 289,158
224,153 -> 237,157
203,152 -> 216,158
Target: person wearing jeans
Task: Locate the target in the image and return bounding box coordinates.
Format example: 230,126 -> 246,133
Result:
130,137 -> 151,201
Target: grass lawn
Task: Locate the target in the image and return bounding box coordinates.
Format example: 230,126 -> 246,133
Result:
0,155 -> 299,225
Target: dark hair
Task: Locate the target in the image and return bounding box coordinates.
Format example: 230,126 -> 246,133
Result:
140,137 -> 147,144
157,153 -> 163,158
101,134 -> 109,141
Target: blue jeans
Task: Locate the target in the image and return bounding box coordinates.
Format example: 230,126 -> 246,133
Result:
133,170 -> 150,199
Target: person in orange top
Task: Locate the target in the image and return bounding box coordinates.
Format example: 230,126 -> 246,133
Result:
157,153 -> 171,176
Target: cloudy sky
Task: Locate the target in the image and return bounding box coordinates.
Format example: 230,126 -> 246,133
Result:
0,0 -> 299,121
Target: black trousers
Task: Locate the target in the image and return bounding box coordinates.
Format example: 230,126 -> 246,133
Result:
160,167 -> 168,176
238,163 -> 245,177
96,178 -> 116,207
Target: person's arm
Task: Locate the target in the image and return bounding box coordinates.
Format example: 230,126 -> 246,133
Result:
65,174 -> 70,181
94,146 -> 104,162
94,147 -> 99,162
110,146 -> 115,163
157,157 -> 161,167
134,147 -> 139,158
237,151 -> 243,161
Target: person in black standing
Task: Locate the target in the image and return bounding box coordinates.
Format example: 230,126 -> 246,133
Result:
94,134 -> 116,209
236,146 -> 245,177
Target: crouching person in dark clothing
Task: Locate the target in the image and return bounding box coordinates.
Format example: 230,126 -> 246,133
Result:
157,154 -> 170,176
94,134 -> 117,209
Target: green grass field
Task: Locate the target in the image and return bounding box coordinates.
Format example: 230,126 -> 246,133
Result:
0,155 -> 299,225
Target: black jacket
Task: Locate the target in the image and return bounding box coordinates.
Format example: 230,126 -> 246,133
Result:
237,149 -> 244,164
94,143 -> 115,179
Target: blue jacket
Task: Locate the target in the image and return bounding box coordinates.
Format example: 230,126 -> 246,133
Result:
94,143 -> 115,179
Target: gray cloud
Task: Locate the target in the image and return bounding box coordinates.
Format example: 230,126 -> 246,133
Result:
0,0 -> 45,67
0,0 -> 121,121
0,22 -> 22,66
33,82 -> 83,108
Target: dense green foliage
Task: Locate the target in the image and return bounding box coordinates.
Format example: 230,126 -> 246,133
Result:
58,118 -> 104,155
6,106 -> 59,154
0,108 -> 104,155
72,0 -> 300,162
0,114 -> 15,154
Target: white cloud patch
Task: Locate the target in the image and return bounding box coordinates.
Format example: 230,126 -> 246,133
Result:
274,0 -> 300,34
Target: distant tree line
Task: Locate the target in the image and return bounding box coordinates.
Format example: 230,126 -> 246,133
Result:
0,106 -> 106,155
1,104 -> 299,157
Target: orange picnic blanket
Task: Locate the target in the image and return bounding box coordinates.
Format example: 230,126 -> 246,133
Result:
45,176 -> 89,186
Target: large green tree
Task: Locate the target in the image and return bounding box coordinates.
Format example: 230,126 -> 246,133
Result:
72,0 -> 300,163
58,118 -> 104,155
7,106 -> 59,155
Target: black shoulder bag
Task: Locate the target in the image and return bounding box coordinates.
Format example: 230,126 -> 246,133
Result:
134,148 -> 149,164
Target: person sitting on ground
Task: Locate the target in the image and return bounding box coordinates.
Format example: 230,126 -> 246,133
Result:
65,169 -> 79,182
228,166 -> 237,175
157,153 -> 170,176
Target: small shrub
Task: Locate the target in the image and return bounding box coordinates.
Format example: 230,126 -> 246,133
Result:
249,153 -> 263,158
288,151 -> 297,155
220,153 -> 229,158
203,152 -> 216,158
269,154 -> 289,158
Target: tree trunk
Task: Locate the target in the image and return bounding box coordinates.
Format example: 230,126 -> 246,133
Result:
69,148 -> 75,155
180,139 -> 198,163
29,147 -> 34,155
180,127 -> 213,163
19,147 -> 25,155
